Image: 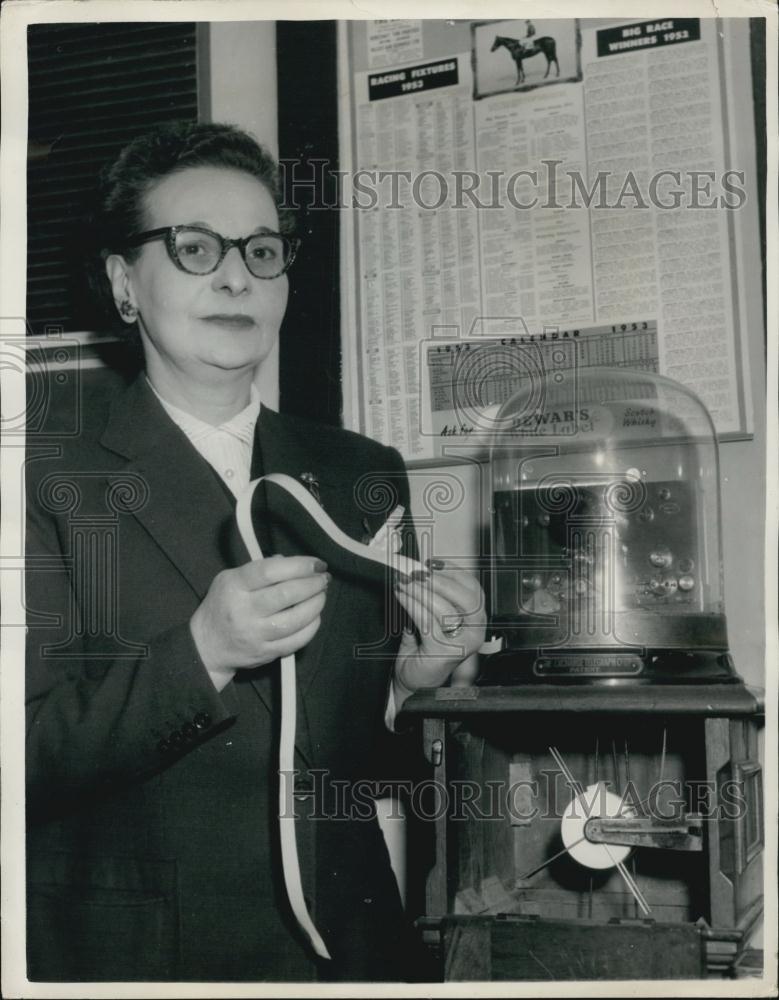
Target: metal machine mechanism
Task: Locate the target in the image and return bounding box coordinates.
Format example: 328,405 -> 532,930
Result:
401,368 -> 764,982
488,366 -> 733,684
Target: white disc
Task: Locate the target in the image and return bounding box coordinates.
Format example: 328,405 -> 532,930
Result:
560,782 -> 632,870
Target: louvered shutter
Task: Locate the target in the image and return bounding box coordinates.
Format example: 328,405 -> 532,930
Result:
27,22 -> 203,336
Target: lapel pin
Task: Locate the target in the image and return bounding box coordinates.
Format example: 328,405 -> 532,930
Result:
299,472 -> 322,506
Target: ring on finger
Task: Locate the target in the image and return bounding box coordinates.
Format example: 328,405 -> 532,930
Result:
441,615 -> 465,637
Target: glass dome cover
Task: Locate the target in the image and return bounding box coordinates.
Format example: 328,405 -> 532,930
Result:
486,367 -> 736,684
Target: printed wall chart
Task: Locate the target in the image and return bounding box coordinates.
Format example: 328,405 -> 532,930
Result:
339,18 -> 755,462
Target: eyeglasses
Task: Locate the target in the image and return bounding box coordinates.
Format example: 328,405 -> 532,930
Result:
123,225 -> 300,280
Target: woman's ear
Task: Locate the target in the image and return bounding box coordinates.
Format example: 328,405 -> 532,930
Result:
105,254 -> 138,323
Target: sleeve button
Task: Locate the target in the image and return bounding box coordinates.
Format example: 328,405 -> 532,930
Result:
156,738 -> 171,754
169,730 -> 184,748
181,722 -> 197,740
193,712 -> 212,730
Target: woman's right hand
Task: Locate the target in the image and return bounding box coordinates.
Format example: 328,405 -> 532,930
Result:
190,555 -> 330,691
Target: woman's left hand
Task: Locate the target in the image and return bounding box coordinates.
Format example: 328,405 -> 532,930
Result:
392,560 -> 487,707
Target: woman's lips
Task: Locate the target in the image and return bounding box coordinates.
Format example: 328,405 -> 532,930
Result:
202,314 -> 257,329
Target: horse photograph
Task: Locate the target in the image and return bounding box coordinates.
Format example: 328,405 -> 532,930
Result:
472,18 -> 582,99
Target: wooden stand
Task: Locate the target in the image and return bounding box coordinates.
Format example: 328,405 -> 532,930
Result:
400,684 -> 764,981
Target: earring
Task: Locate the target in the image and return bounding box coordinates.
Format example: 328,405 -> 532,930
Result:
118,299 -> 137,320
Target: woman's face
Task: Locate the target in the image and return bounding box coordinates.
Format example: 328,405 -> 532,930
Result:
110,166 -> 289,383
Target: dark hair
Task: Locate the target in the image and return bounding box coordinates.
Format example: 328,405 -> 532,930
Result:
84,120 -> 293,330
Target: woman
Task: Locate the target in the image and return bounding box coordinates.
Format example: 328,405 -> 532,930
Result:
25,121 -> 486,982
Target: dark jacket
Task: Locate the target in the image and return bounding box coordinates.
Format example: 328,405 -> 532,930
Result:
25,374 -> 419,982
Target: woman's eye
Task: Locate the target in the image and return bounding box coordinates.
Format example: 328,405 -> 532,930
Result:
250,244 -> 278,261
180,241 -> 209,256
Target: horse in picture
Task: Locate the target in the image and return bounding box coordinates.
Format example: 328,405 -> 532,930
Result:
491,34 -> 560,85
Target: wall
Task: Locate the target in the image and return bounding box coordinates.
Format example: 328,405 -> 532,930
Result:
207,20 -> 281,409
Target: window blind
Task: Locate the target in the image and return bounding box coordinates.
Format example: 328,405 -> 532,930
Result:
27,22 -> 203,336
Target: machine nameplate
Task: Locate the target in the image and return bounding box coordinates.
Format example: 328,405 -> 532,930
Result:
534,655 -> 644,676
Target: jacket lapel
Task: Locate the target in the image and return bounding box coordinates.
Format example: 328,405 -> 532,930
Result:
100,377 -> 238,601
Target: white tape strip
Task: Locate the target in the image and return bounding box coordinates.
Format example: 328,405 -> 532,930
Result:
479,634 -> 504,655
234,474 -> 423,961
236,474 -> 422,580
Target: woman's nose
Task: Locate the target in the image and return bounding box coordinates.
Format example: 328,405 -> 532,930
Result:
212,245 -> 251,294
